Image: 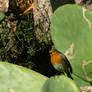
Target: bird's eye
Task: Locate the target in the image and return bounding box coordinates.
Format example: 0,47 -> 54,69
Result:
49,50 -> 52,54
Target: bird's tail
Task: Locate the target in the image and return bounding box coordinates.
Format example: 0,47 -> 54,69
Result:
66,72 -> 73,79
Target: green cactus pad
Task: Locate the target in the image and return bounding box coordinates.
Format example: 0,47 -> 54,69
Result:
0,62 -> 47,92
50,4 -> 92,84
72,74 -> 91,86
0,11 -> 4,22
41,75 -> 81,92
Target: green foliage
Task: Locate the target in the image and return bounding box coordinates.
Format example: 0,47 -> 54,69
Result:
50,4 -> 92,86
0,13 -> 37,66
41,75 -> 81,92
0,62 -> 47,92
0,11 -> 4,22
0,11 -> 50,68
15,17 -> 36,56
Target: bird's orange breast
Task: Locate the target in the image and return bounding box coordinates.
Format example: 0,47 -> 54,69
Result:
50,52 -> 62,65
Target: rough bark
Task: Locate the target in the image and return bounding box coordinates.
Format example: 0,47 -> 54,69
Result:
0,0 -> 9,13
33,0 -> 53,45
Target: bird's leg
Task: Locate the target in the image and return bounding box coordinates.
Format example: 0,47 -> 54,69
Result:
56,71 -> 63,75
63,72 -> 67,76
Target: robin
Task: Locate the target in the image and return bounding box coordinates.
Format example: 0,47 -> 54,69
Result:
49,47 -> 73,79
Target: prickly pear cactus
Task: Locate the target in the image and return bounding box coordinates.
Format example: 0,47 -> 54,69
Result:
41,75 -> 81,92
0,62 -> 47,92
50,4 -> 92,86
